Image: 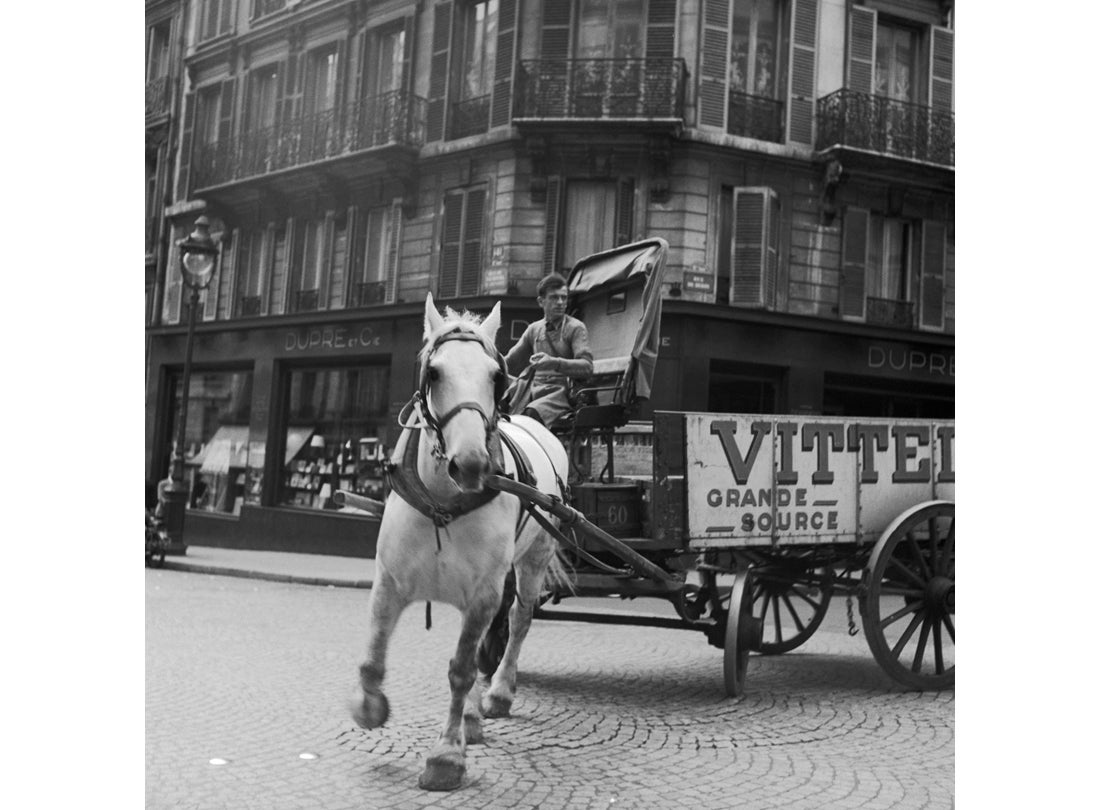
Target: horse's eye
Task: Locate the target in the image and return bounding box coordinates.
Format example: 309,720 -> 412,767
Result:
428,367 -> 440,382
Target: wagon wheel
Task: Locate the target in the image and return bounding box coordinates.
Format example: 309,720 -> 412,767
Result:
723,570 -> 762,697
861,501 -> 955,691
752,563 -> 834,655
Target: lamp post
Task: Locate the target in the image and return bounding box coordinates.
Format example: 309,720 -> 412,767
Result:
161,216 -> 219,554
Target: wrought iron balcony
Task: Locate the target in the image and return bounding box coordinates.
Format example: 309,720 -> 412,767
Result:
816,89 -> 954,167
728,90 -> 784,143
351,281 -> 387,307
450,95 -> 491,139
866,296 -> 914,329
146,76 -> 170,120
192,91 -> 427,190
515,58 -> 687,123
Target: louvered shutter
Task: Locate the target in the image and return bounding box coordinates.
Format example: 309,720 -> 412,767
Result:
202,236 -> 223,321
318,213 -> 336,308
285,218 -> 305,313
490,0 -> 517,128
402,15 -> 416,93
164,237 -> 182,323
346,205 -> 362,306
646,0 -> 677,57
232,229 -> 251,317
920,222 -> 946,330
218,77 -> 236,180
216,229 -> 238,319
616,179 -> 635,246
731,188 -> 776,307
177,90 -> 196,198
840,207 -> 869,319
386,199 -> 403,303
426,2 -> 453,141
439,191 -> 463,298
929,26 -> 954,111
334,39 -> 349,136
542,175 -> 561,275
283,54 -> 302,123
537,1 -> 572,117
787,0 -> 817,146
698,0 -> 731,129
847,6 -> 876,94
460,188 -> 486,296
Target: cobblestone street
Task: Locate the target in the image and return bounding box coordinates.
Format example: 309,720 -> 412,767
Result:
146,569 -> 953,809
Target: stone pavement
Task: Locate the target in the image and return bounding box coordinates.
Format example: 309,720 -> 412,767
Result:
159,546 -> 377,588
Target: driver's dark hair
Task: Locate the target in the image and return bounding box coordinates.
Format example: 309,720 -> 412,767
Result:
537,273 -> 568,298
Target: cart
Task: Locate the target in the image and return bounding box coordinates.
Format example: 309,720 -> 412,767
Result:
339,238 -> 955,695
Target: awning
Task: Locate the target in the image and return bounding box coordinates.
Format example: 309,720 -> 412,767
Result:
284,427 -> 315,464
192,425 -> 250,475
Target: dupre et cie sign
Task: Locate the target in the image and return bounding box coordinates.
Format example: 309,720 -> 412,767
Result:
281,322 -> 392,354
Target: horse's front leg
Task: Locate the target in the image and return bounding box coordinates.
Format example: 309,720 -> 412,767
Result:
419,594 -> 498,791
482,539 -> 554,718
351,570 -> 409,729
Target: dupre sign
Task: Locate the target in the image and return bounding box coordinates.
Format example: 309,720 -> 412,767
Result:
684,414 -> 955,547
282,322 -> 391,354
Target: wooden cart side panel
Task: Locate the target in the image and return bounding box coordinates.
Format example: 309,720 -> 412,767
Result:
652,411 -> 686,547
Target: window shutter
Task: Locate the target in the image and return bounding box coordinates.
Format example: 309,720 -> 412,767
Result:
386,198 -> 403,303
218,77 -> 236,139
490,0 -> 517,128
346,205 -> 362,305
732,188 -> 772,307
164,238 -> 183,323
426,1 -> 453,142
283,55 -> 302,124
840,207 -> 869,319
334,39 -> 349,111
929,26 -> 954,111
439,191 -> 463,299
177,91 -> 196,199
285,218 -> 304,312
616,178 -> 635,246
543,175 -> 562,275
318,212 -> 336,308
787,0 -> 817,146
202,240 -> 223,321
646,0 -> 677,58
540,0 -> 572,58
270,223 -> 289,314
460,188 -> 486,297
920,221 -> 946,330
699,0 -> 731,129
402,15 -> 416,93
216,229 -> 238,319
846,6 -> 876,94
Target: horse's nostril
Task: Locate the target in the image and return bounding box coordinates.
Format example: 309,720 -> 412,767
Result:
448,458 -> 460,480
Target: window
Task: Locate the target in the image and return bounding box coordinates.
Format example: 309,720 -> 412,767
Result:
247,64 -> 280,131
372,26 -> 406,96
352,203 -> 401,307
279,365 -> 392,509
294,218 -> 329,312
841,209 -> 947,330
146,23 -> 171,82
576,0 -> 643,59
167,369 -> 254,515
439,186 -> 487,298
237,226 -> 274,316
728,187 -> 780,308
875,19 -> 918,102
307,48 -> 339,114
730,0 -> 783,98
461,0 -> 498,100
196,85 -> 224,146
252,0 -> 286,19
200,0 -> 235,42
708,360 -> 781,414
552,178 -> 634,273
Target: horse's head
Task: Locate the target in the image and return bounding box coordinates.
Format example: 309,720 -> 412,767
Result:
419,294 -> 508,492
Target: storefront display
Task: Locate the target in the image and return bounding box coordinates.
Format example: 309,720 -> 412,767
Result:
278,365 -> 390,510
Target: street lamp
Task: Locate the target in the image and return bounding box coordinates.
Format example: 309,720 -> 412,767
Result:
161,216 -> 219,554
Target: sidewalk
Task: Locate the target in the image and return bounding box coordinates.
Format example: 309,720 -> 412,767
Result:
157,546 -> 377,589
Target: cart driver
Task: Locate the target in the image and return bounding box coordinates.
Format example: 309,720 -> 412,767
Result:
503,273 -> 594,426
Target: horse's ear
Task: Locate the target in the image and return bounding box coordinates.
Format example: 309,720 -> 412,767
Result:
480,301 -> 502,343
423,293 -> 445,339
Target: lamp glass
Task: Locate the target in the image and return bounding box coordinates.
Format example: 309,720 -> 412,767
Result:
182,251 -> 216,289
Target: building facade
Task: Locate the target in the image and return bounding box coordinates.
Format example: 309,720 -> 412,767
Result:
145,0 -> 954,555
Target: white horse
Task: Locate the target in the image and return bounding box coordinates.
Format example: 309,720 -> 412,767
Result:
351,294 -> 570,791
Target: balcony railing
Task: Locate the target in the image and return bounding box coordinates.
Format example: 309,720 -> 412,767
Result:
192,90 -> 427,190
450,94 -> 491,139
146,76 -> 170,119
352,281 -> 387,307
816,89 -> 954,167
515,58 -> 687,122
728,90 -> 784,143
866,296 -> 914,328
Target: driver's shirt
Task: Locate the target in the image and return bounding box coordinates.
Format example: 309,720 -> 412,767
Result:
504,314 -> 593,383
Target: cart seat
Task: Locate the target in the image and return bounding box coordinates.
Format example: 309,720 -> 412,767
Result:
551,238 -> 669,434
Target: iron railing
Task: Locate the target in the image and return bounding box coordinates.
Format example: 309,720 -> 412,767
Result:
728,90 -> 784,143
866,296 -> 914,328
450,94 -> 491,139
515,58 -> 687,121
146,76 -> 171,119
816,89 -> 954,167
351,281 -> 387,307
192,91 -> 427,189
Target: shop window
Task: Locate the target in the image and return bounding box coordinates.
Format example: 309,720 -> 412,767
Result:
438,185 -> 487,299
708,360 -> 781,414
279,365 -> 392,510
168,369 -> 254,515
823,373 -> 954,419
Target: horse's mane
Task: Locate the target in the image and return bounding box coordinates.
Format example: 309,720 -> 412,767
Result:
420,307 -> 497,363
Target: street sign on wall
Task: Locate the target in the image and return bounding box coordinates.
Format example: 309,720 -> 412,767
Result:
683,414 -> 955,548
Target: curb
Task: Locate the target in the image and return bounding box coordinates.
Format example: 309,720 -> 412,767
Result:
157,559 -> 373,590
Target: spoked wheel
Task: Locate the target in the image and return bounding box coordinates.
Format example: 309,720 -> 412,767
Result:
752,562 -> 834,655
723,570 -> 763,697
861,501 -> 955,690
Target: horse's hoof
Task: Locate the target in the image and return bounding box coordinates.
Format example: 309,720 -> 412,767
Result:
464,713 -> 484,745
481,692 -> 512,719
418,752 -> 465,791
350,690 -> 389,729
